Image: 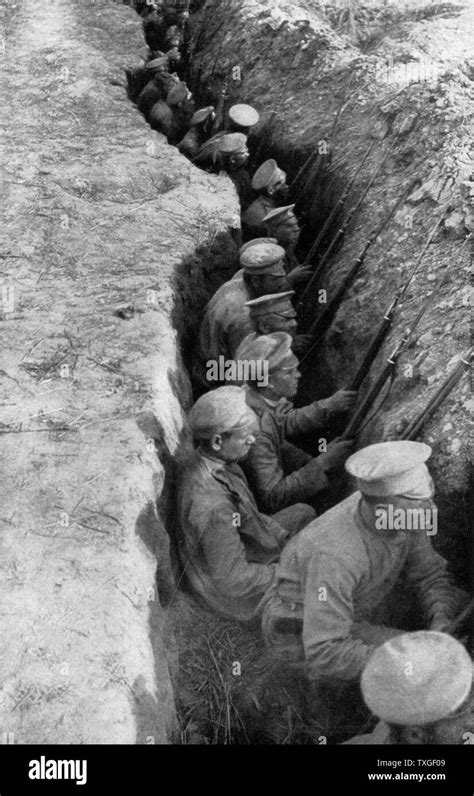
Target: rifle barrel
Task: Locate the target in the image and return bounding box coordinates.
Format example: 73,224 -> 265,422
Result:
401,352 -> 472,440
340,259 -> 455,440
346,206 -> 449,390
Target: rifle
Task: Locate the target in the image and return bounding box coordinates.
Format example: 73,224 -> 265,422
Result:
339,258 -> 455,441
399,350 -> 472,440
346,208 -> 450,391
301,140 -> 402,309
298,139 -> 377,292
300,175 -> 421,348
288,72 -> 356,196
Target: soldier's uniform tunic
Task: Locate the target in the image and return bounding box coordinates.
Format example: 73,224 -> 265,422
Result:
262,491 -> 460,682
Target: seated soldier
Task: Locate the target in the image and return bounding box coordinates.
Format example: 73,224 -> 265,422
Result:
262,441 -> 466,686
195,132 -> 253,209
177,386 -> 315,621
196,242 -> 290,387
148,81 -> 192,142
177,105 -> 215,159
345,631 -> 473,744
245,292 -> 312,357
263,204 -> 310,283
136,55 -> 179,119
242,159 -> 289,240
236,332 -> 355,513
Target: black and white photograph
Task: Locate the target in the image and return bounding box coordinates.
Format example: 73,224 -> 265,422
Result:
0,0 -> 472,785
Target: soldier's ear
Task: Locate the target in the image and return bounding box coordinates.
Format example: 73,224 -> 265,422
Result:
210,434 -> 223,451
267,185 -> 275,196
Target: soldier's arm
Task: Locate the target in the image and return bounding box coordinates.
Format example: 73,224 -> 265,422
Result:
243,432 -> 329,513
302,552 -> 377,682
280,401 -> 331,439
404,531 -> 464,626
196,500 -> 277,600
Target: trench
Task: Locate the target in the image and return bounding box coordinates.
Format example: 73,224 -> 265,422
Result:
119,1 -> 470,744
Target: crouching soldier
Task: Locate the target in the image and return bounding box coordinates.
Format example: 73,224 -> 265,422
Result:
195,132 -> 253,209
236,332 -> 356,513
345,631 -> 474,744
262,441 -> 467,734
177,386 -> 315,621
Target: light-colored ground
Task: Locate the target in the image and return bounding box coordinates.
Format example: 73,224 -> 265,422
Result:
0,0 -> 239,743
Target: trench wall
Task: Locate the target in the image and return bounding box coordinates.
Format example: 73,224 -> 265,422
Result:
0,0 -> 239,744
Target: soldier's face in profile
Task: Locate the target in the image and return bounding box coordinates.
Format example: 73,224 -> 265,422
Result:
217,417 -> 258,462
269,357 -> 301,399
259,273 -> 288,295
275,216 -> 300,247
260,314 -> 297,337
268,176 -> 288,199
231,147 -> 249,168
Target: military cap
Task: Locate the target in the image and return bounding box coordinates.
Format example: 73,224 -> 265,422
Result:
345,441 -> 432,497
239,237 -> 277,255
190,106 -> 215,126
235,332 -> 295,374
252,159 -> 286,191
146,55 -> 169,71
189,386 -> 253,439
361,631 -> 473,726
217,132 -> 248,154
228,104 -> 260,128
245,291 -> 296,318
263,204 -> 297,225
166,82 -> 189,106
240,242 -> 286,275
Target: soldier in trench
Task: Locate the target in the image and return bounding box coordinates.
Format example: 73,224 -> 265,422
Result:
244,292 -> 313,358
136,55 -> 180,119
195,132 -> 254,209
195,242 -> 290,388
262,204 -> 311,283
260,440 -> 467,736
176,386 -> 315,622
241,158 -> 290,240
343,631 -> 474,745
177,105 -> 215,159
235,332 -> 356,514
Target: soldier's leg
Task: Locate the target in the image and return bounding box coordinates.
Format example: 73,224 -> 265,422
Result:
272,503 -> 316,539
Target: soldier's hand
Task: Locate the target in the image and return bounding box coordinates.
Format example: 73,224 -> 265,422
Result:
288,265 -> 312,286
319,439 -> 354,472
326,389 -> 358,413
292,334 -> 313,356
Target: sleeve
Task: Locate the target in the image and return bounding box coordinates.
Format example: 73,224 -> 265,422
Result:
281,401 -> 331,440
403,532 -> 460,623
244,431 -> 329,513
301,552 -> 377,682
196,500 -> 277,600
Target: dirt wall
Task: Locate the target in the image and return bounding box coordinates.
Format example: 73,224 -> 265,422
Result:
0,0 -> 239,743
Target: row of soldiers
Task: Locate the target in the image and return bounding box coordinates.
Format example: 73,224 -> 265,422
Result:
126,0 -> 472,743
